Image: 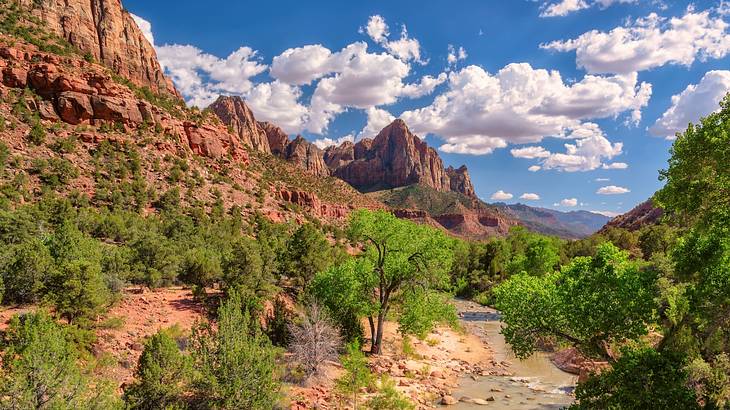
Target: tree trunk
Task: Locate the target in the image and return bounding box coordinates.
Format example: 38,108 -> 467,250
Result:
368,316 -> 375,353
372,311 -> 385,354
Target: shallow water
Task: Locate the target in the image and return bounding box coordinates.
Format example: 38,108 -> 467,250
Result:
447,302 -> 577,409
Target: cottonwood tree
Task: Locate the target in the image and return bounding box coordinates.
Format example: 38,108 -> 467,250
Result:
347,209 -> 454,354
494,242 -> 657,362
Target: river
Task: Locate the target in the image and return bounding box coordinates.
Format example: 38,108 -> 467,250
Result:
447,300 -> 577,409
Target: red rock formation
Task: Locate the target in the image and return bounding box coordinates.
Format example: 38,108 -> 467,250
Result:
600,199 -> 663,232
19,0 -> 179,97
276,188 -> 351,219
283,136 -> 329,177
208,96 -> 271,154
259,121 -> 289,157
326,120 -> 476,197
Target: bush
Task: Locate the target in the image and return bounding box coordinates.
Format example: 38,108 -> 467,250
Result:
46,258 -> 112,324
0,311 -> 121,409
367,375 -> 415,410
191,290 -> 280,408
288,304 -> 341,377
336,340 -> 372,408
27,117 -> 46,145
124,330 -> 192,409
0,237 -> 54,304
266,297 -> 293,347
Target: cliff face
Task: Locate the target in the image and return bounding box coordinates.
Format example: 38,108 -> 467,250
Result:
600,199 -> 663,232
325,119 -> 476,198
19,0 -> 179,97
209,96 -> 271,154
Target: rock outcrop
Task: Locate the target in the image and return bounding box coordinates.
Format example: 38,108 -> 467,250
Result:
208,96 -> 271,154
259,121 -> 289,157
19,0 -> 179,97
600,199 -> 663,232
283,136 -> 330,177
325,119 -> 476,198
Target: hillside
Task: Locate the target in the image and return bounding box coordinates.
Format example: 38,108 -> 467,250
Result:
494,203 -> 611,239
599,199 -> 664,232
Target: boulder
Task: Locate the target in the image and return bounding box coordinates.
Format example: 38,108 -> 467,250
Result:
441,395 -> 458,405
91,95 -> 143,124
56,91 -> 93,124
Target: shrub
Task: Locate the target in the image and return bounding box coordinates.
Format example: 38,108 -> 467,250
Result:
335,340 -> 371,409
124,330 -> 192,409
0,237 -> 53,304
288,304 -> 341,378
367,375 -> 415,410
191,290 -> 280,408
27,117 -> 46,145
46,258 -> 112,324
266,297 -> 293,347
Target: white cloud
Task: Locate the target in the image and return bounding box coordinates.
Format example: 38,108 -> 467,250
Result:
359,107 -> 396,139
362,15 -> 426,64
270,45 -> 333,85
130,14 -> 155,45
447,44 -> 468,69
400,63 -> 650,155
312,134 -> 355,149
528,165 -> 542,172
543,8 -> 730,74
156,44 -> 267,108
650,70 -> 730,139
539,0 -> 637,18
511,146 -> 551,159
591,210 -> 621,217
516,123 -> 625,172
244,81 -> 309,134
602,162 -> 628,169
520,193 -> 541,200
491,190 -> 514,200
595,177 -> 611,181
597,185 -> 631,194
555,198 -> 579,207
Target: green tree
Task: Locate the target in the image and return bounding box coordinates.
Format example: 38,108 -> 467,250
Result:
282,223 -> 331,294
124,330 -> 192,410
221,237 -> 269,296
191,290 -> 280,409
573,348 -> 698,409
0,311 -> 121,409
180,247 -> 222,297
397,290 -> 458,339
46,259 -> 112,325
347,209 -> 454,354
335,340 -> 372,410
494,242 -> 657,362
0,237 -> 54,304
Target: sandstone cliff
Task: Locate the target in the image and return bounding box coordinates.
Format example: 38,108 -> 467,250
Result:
19,0 -> 179,97
325,119 -> 476,198
209,96 -> 271,154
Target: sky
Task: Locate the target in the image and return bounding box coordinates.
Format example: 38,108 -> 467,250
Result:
125,0 -> 730,217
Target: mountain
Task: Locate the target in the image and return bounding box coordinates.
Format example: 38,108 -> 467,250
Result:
0,3 -> 380,227
494,203 -> 611,239
324,119 -> 476,197
600,199 -> 663,232
17,0 -> 179,97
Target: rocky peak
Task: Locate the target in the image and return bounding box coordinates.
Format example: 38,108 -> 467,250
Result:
326,119 -> 476,197
20,0 -> 179,98
259,121 -> 289,157
446,165 -> 475,198
284,136 -> 330,177
208,96 -> 271,154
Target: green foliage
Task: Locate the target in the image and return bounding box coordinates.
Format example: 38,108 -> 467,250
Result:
27,116 -> 46,145
180,247 -> 222,295
397,290 -> 458,339
335,340 -> 372,409
310,258 -> 376,342
0,311 -> 121,409
573,348 -> 698,409
46,258 -> 112,325
495,243 -> 657,361
191,290 -> 280,409
367,376 -> 415,410
221,237 -> 269,296
282,223 -> 332,294
348,209 -> 454,353
50,135 -> 78,154
124,330 -> 192,410
265,297 -> 292,347
0,237 -> 53,303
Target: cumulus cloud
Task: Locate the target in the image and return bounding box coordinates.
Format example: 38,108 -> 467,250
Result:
542,8 -> 730,74
400,63 -> 650,155
528,165 -> 542,172
555,198 -> 579,207
131,14 -> 154,45
244,81 -> 309,134
359,107 -> 396,139
447,44 -> 468,69
650,70 -> 730,139
270,45 -> 333,85
602,162 -> 628,169
597,185 -> 631,194
491,190 -> 514,200
539,0 -> 637,17
155,44 -> 267,108
520,193 -> 541,200
312,134 -> 355,149
362,15 -> 426,64
511,123 -> 625,172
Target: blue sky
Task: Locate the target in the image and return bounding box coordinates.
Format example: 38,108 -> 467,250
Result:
125,0 -> 730,216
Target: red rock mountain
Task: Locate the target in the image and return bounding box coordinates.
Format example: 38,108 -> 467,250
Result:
600,199 -> 664,232
208,96 -> 271,154
19,0 -> 179,97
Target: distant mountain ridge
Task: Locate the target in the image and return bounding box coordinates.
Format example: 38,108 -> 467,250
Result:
493,203 -> 611,239
599,199 -> 663,232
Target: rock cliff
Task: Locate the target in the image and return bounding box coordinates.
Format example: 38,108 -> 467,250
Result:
208,96 -> 271,154
19,0 -> 179,97
599,199 -> 663,232
325,119 -> 476,198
